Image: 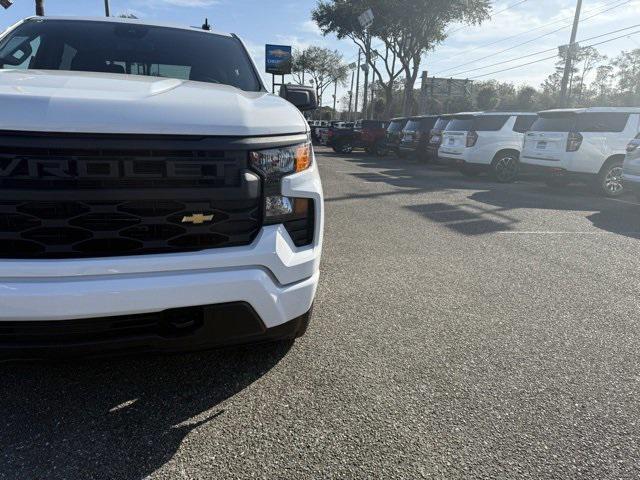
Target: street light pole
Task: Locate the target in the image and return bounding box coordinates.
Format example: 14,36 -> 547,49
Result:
35,0 -> 44,16
353,51 -> 361,122
559,0 -> 582,107
104,0 -> 110,16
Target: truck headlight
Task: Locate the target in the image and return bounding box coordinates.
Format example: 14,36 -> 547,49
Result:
249,143 -> 312,183
250,143 -> 315,243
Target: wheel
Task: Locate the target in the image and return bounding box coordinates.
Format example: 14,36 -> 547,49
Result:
338,142 -> 353,154
491,152 -> 519,183
460,165 -> 480,177
376,147 -> 388,157
597,161 -> 625,197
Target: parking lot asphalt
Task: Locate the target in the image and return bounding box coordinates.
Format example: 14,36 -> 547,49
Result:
2,147 -> 640,479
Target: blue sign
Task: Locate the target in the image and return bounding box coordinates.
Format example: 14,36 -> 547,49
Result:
265,44 -> 292,75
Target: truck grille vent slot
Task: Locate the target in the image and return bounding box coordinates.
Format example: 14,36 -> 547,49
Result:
0,132 -> 262,259
0,199 -> 260,259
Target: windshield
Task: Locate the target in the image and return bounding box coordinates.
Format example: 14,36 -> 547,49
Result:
446,117 -> 474,131
404,120 -> 421,132
530,115 -> 575,132
0,19 -> 262,91
433,118 -> 450,131
387,120 -> 406,133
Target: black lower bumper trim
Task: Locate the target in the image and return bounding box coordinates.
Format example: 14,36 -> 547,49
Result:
0,303 -> 313,360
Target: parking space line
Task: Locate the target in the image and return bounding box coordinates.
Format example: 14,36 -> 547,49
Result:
605,198 -> 640,207
498,231 -> 640,235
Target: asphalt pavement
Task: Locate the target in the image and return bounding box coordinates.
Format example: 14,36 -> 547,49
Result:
2,147 -> 640,479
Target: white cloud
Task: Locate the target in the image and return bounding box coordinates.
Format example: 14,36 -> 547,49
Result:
135,0 -> 219,7
299,20 -> 322,36
159,0 -> 219,5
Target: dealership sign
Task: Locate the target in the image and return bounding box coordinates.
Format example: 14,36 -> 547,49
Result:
265,44 -> 292,75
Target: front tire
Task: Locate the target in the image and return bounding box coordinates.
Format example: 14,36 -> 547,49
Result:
337,141 -> 353,154
597,161 -> 624,197
491,152 -> 519,183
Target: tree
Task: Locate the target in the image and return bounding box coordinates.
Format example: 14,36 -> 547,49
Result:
290,46 -> 349,107
612,49 -> 640,97
313,1 -> 405,119
592,64 -> 614,103
475,84 -> 498,110
380,0 -> 491,114
514,86 -> 537,111
314,0 -> 490,116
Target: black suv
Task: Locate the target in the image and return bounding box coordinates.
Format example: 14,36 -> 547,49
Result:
399,115 -> 439,161
382,117 -> 409,156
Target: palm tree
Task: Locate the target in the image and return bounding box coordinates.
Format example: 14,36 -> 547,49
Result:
35,0 -> 44,16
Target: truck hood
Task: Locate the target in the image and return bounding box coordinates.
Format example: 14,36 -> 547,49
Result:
0,70 -> 307,136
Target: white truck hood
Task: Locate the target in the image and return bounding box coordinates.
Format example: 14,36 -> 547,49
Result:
0,70 -> 307,136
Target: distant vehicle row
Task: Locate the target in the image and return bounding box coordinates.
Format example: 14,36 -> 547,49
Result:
321,107 -> 640,198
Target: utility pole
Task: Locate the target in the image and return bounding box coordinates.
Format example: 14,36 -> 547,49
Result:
332,80 -> 338,120
353,51 -> 361,122
357,9 -> 374,120
347,64 -> 356,121
559,0 -> 582,107
35,0 -> 44,16
104,0 -> 110,16
362,35 -> 371,120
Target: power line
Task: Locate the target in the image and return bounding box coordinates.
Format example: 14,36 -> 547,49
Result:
430,0 -> 626,67
445,22 -> 640,78
432,0 -> 632,75
468,27 -> 640,79
445,0 -> 530,36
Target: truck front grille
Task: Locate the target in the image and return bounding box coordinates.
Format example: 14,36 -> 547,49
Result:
0,132 -> 262,259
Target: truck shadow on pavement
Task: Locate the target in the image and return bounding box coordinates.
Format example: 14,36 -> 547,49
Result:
0,341 -> 292,480
330,151 -> 640,239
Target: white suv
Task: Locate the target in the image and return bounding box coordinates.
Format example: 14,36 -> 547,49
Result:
521,107 -> 640,197
0,17 -> 324,358
439,112 -> 537,182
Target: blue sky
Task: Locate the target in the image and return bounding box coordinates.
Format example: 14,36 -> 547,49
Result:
2,0 -> 639,109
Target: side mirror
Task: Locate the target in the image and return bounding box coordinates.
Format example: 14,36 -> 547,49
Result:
280,84 -> 318,112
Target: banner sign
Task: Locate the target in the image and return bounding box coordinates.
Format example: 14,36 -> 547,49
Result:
265,44 -> 292,75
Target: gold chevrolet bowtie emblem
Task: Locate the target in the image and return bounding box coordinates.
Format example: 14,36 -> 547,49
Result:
181,213 -> 214,225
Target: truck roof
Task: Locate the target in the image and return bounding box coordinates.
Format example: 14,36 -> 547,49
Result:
18,15 -> 234,38
538,107 -> 640,115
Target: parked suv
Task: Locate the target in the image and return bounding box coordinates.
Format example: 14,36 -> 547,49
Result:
426,115 -> 453,163
399,115 -> 439,161
521,108 -> 640,196
328,119 -> 386,154
439,112 -> 537,182
382,117 -> 409,156
0,17 -> 323,358
624,134 -> 640,199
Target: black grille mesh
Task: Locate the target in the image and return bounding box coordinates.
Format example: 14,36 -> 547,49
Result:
0,199 -> 260,259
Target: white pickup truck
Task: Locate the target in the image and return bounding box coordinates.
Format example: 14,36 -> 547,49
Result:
0,16 -> 324,358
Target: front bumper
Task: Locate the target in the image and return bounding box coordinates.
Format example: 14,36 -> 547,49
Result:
0,156 -> 324,356
0,303 -> 313,360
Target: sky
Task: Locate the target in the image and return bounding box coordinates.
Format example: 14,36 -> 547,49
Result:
1,0 -> 640,111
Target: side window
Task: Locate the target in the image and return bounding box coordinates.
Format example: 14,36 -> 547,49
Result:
0,36 -> 41,70
474,115 -> 510,131
513,115 -> 536,133
576,113 -> 630,133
